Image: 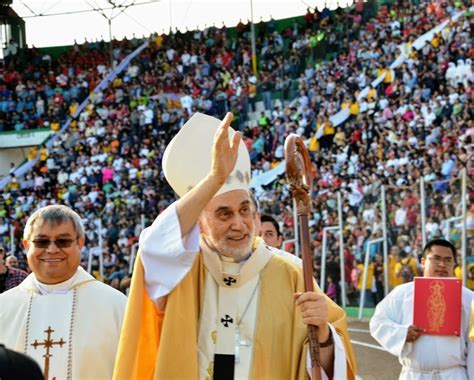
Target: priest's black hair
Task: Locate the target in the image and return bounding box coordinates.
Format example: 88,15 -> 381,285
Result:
421,239 -> 457,263
260,214 -> 282,238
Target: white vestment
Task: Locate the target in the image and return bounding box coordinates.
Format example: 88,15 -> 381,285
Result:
140,203 -> 347,380
0,267 -> 127,380
370,282 -> 473,379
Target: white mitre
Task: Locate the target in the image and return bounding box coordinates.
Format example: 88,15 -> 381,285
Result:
162,112 -> 251,197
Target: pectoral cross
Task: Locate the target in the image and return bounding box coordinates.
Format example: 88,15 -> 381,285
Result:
221,315 -> 234,327
234,327 -> 251,364
224,276 -> 237,286
31,326 -> 66,380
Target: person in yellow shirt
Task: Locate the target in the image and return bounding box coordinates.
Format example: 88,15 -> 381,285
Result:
50,120 -> 60,133
377,67 -> 385,79
357,260 -> 375,307
349,97 -> 359,116
389,246 -> 403,289
322,120 -> 335,149
39,145 -> 48,162
357,261 -> 374,289
333,127 -> 346,147
57,187 -> 66,201
431,33 -> 441,49
467,263 -> 474,291
408,46 -> 418,60
69,119 -> 78,132
85,103 -> 94,115
270,160 -> 280,169
394,252 -> 419,284
324,120 -> 334,135
341,97 -> 351,110
367,87 -> 377,109
69,102 -> 78,117
8,174 -> 20,192
454,253 -> 463,280
248,81 -> 257,112
27,147 -> 38,161
112,77 -> 123,88
383,68 -> 392,84
309,134 -> 320,152
154,33 -> 163,48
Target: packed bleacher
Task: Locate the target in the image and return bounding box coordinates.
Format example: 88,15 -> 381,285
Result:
0,0 -> 473,304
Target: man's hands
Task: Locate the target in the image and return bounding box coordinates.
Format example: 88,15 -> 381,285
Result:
405,325 -> 425,343
295,292 -> 335,378
295,292 -> 330,342
209,112 -> 241,185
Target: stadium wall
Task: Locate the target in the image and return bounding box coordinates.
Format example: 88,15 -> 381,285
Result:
0,147 -> 28,177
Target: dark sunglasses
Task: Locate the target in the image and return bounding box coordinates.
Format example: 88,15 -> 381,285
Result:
30,237 -> 79,249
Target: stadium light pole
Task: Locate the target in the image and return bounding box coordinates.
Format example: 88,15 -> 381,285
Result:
108,18 -> 113,66
250,0 -> 257,76
169,0 -> 172,33
320,226 -> 339,293
87,0 -> 139,67
337,191 -> 346,308
292,198 -> 300,257
359,237 -> 384,320
420,177 -> 427,248
381,185 -> 389,296
461,168 -> 467,287
9,223 -> 15,257
20,0 -> 160,60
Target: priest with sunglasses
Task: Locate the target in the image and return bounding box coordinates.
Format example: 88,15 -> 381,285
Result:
0,205 -> 127,380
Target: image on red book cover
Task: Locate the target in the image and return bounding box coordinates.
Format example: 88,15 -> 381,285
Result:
413,277 -> 462,336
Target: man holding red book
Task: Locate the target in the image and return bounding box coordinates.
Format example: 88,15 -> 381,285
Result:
370,239 -> 473,379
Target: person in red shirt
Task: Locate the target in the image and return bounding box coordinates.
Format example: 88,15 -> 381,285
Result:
403,190 -> 419,208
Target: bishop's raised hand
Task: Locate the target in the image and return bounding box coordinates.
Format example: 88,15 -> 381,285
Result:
209,112 -> 241,184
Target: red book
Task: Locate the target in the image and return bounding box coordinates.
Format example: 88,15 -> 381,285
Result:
413,277 -> 462,336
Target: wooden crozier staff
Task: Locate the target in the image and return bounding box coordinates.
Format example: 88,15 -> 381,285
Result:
284,133 -> 321,380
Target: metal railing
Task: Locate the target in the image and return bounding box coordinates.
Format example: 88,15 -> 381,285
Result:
359,237 -> 384,320
87,246 -> 104,280
320,226 -> 340,293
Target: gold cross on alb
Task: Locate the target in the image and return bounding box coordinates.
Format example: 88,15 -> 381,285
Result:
31,326 -> 66,380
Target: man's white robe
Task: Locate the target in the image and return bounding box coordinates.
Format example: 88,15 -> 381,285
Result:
0,267 -> 127,380
140,203 -> 348,380
370,282 -> 473,379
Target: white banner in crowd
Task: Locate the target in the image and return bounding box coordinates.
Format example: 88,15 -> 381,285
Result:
250,161 -> 286,195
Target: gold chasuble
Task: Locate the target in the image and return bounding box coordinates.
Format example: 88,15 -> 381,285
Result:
113,243 -> 356,380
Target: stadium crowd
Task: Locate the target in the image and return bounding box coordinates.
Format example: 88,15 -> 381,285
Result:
0,0 -> 473,305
